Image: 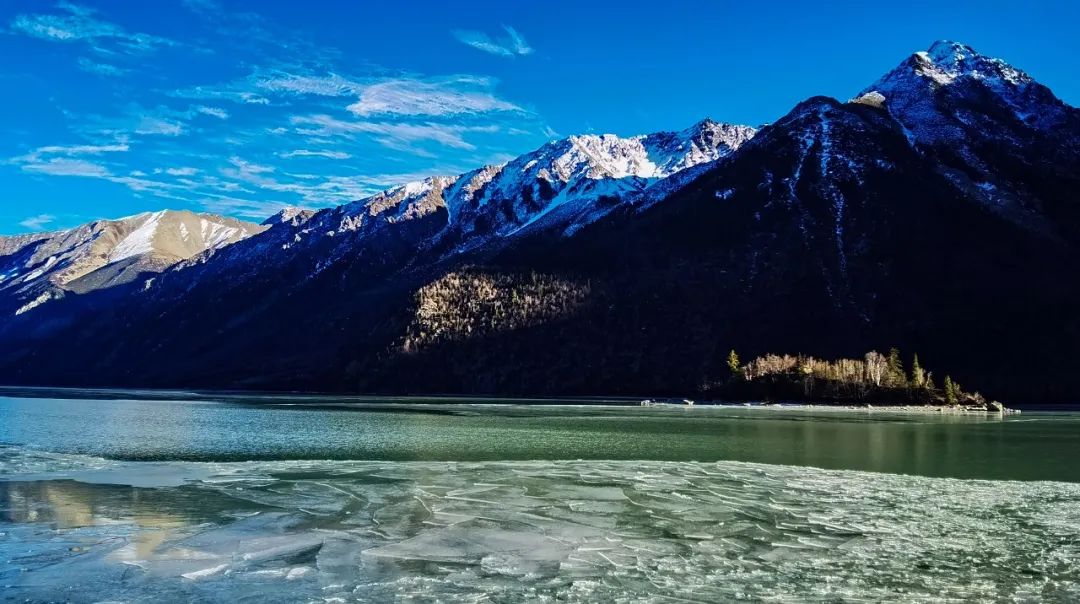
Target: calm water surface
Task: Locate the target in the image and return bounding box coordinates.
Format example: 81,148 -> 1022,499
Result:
1,394 -> 1079,602
1,394 -> 1077,480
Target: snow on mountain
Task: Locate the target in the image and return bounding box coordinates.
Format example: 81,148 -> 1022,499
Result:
853,40 -> 1079,233
0,210 -> 266,313
447,118 -> 756,240
108,210 -> 166,264
856,40 -> 1066,141
236,118 -> 757,272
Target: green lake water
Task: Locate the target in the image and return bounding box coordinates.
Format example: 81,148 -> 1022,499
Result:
1,394 -> 1078,601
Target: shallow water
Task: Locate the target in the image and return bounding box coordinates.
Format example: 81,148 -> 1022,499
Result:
3,395 -> 1080,480
2,395 -> 1079,602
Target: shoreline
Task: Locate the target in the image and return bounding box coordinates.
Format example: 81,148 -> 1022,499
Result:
656,402 -> 1022,415
0,386 -> 1021,414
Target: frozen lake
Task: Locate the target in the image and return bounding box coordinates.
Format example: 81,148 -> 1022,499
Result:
2,394 -> 1079,601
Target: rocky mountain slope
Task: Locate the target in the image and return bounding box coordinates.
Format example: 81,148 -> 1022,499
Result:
0,210 -> 265,315
1,42 -> 1077,403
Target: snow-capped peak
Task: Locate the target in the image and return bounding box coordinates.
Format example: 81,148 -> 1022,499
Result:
292,118 -> 757,253
640,119 -> 757,175
330,175 -> 457,234
912,40 -> 1030,87
440,118 -> 756,241
862,40 -> 1033,101
852,40 -> 1068,145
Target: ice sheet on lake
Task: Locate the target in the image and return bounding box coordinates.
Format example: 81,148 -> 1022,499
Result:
2,450 -> 1080,602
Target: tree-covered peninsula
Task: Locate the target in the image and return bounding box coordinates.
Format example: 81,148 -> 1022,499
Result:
707,349 -> 1004,410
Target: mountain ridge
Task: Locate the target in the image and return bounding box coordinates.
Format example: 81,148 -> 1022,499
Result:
0,210 -> 266,314
2,41 -> 1078,403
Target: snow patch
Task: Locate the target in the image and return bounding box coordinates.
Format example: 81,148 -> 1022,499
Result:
200,219 -> 241,248
21,256 -> 58,282
15,292 -> 52,316
109,211 -> 165,263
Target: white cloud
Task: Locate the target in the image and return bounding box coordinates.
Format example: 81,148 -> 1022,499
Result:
23,143 -> 129,159
196,197 -> 299,221
257,73 -> 362,97
135,117 -> 185,136
194,105 -> 230,119
209,159 -> 381,208
346,76 -> 521,118
21,157 -> 111,177
10,2 -> 176,54
279,149 -> 352,160
9,143 -> 187,199
453,25 -> 532,57
291,114 -> 498,150
163,167 -> 199,176
19,214 -> 56,230
220,157 -> 277,186
76,57 -> 127,76
171,85 -> 272,105
227,157 -> 275,174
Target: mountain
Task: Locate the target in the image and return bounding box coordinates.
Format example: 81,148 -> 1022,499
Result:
1,42 -> 1078,403
0,210 -> 266,315
228,117 -> 756,270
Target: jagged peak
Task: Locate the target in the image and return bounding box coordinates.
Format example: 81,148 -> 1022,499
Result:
781,96 -> 844,120
865,40 -> 1032,96
262,206 -> 315,226
316,117 -> 759,241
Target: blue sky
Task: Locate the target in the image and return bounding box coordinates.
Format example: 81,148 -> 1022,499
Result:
1,0 -> 1078,233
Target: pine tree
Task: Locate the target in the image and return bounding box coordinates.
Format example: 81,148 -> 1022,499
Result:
727,349 -> 741,378
886,347 -> 905,386
944,375 -> 957,406
911,354 -> 925,388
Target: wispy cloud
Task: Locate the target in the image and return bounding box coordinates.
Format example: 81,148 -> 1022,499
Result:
346,76 -> 521,118
160,167 -> 200,176
221,156 -> 275,179
249,71 -> 522,119
215,156 -> 382,207
279,149 -> 352,160
76,57 -> 127,76
134,117 -> 185,136
7,4 -> 551,223
197,197 -> 296,221
9,143 -> 187,200
257,73 -> 362,97
291,114 -> 497,151
19,214 -> 57,230
10,1 -> 176,55
19,143 -> 129,159
10,142 -> 129,174
453,25 -> 532,57
194,105 -> 230,120
21,157 -> 111,177
172,85 -> 272,105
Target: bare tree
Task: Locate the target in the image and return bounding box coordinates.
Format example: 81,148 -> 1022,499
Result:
864,351 -> 887,387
